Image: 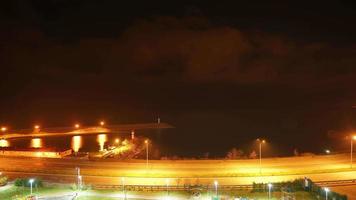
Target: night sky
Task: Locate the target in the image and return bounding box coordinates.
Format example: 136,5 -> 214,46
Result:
1,1 -> 356,157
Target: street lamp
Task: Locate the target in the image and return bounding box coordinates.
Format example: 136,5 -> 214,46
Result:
1,127 -> 7,132
324,187 -> 329,200
76,167 -> 81,190
257,139 -> 266,174
351,135 -> 356,168
78,175 -> 83,190
29,179 -> 34,195
145,139 -> 149,170
214,180 -> 218,198
100,121 -> 105,126
34,125 -> 40,131
115,138 -> 120,144
121,177 -> 126,200
75,124 -> 80,129
166,178 -> 169,199
268,183 -> 272,199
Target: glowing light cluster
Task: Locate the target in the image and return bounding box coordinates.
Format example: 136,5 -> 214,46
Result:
0,139 -> 9,147
97,134 -> 108,151
71,136 -> 82,153
31,138 -> 42,148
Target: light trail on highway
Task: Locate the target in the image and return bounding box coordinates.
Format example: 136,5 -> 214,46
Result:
1,153 -> 356,186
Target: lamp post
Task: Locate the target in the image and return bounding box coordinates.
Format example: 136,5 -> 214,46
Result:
145,140 -> 149,170
268,183 -> 272,199
121,177 -> 126,200
76,167 -> 81,190
214,180 -> 218,198
166,178 -> 169,199
351,136 -> 356,168
257,139 -> 266,174
324,187 -> 329,200
29,179 -> 34,195
78,175 -> 82,190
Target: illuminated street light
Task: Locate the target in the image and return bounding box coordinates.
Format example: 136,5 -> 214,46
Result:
325,149 -> 331,154
257,139 -> 266,174
75,124 -> 80,129
324,187 -> 329,200
100,121 -> 105,126
1,127 -> 7,132
145,140 -> 149,170
29,178 -> 34,195
121,177 -> 126,200
166,178 -> 170,199
76,167 -> 81,190
268,183 -> 272,199
214,180 -> 218,198
131,130 -> 135,140
34,125 -> 40,130
78,175 -> 82,190
351,135 -> 356,168
115,138 -> 120,144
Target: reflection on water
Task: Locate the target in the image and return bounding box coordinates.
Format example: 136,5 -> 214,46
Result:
0,139 -> 9,147
3,133 -> 120,152
97,134 -> 107,151
31,138 -> 42,148
71,136 -> 82,153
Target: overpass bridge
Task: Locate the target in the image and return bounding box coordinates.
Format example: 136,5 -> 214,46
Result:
0,122 -> 173,139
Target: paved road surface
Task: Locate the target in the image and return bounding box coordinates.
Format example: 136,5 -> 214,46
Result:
1,154 -> 356,186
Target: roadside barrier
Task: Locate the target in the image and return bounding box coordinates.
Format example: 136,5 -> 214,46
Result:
92,179 -> 356,191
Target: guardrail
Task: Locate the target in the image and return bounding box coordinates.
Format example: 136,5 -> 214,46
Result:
92,179 -> 356,191
93,184 -> 252,191
315,179 -> 356,187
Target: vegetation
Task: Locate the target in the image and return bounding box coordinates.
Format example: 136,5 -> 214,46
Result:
0,179 -> 347,200
14,178 -> 43,187
252,179 -> 347,200
0,176 -> 8,186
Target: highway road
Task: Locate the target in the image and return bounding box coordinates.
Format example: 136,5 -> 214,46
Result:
1,154 -> 356,186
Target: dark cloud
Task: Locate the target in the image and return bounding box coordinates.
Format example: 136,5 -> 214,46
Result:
2,16 -> 356,86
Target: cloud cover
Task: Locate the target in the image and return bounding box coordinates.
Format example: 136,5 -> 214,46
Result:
2,16 -> 356,87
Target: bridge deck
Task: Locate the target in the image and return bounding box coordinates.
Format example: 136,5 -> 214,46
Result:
1,122 -> 173,139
